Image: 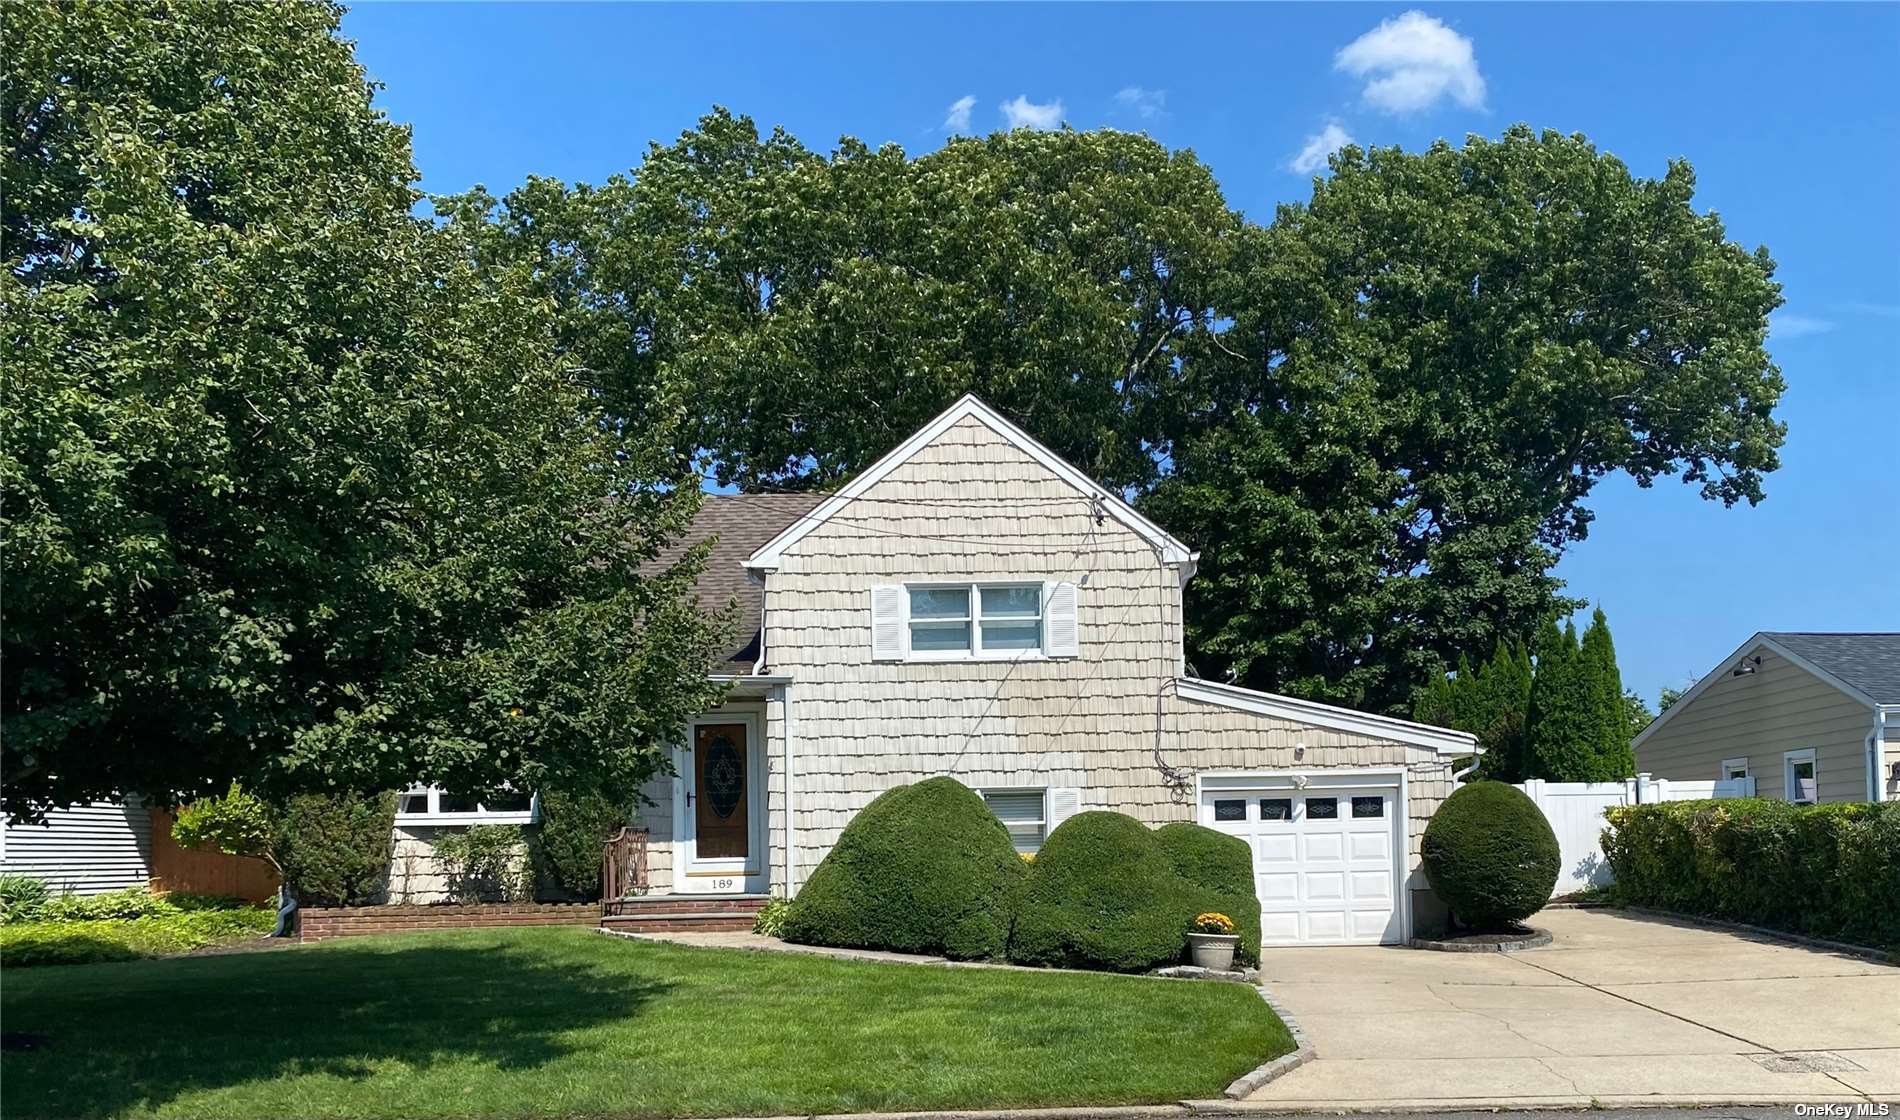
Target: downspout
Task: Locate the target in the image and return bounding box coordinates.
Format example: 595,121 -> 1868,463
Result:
782,683 -> 797,898
1872,706 -> 1895,802
272,885 -> 297,938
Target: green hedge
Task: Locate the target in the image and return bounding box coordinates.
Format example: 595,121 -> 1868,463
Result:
0,908 -> 275,967
535,789 -> 632,900
1421,782 -> 1560,930
782,778 -> 1026,960
275,792 -> 397,907
1008,812 -> 1260,972
1602,799 -> 1900,949
1154,822 -> 1262,962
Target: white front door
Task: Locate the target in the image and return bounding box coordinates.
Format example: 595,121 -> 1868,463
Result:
678,713 -> 767,895
1203,783 -> 1402,946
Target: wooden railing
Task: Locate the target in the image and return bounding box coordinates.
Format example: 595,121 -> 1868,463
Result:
600,827 -> 649,914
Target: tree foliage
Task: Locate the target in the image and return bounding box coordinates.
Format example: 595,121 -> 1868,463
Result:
469,114 -> 1784,716
2,2 -> 728,818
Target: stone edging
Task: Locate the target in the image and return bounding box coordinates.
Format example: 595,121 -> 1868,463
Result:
1409,927 -> 1553,953
1616,904 -> 1895,964
1220,984 -> 1315,1100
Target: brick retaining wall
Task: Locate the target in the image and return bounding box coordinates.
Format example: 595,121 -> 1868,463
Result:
297,902 -> 599,943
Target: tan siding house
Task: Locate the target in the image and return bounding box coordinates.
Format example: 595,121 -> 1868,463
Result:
646,396 -> 1475,945
383,395 -> 1478,943
1635,633 -> 1900,804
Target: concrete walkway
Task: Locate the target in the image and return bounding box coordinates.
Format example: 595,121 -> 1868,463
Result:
1240,907 -> 1898,1109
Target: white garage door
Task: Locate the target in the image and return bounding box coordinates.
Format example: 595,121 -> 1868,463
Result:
1201,784 -> 1402,946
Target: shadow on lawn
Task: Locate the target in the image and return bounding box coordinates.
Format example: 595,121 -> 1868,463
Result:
1,932 -> 673,1119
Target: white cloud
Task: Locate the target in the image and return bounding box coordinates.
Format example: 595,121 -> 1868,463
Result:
1000,95 -> 1064,131
1769,313 -> 1835,339
943,95 -> 977,133
1289,122 -> 1354,174
1114,86 -> 1167,120
1335,11 -> 1486,114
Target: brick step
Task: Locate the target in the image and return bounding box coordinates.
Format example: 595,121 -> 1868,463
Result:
605,895 -> 769,916
601,912 -> 760,933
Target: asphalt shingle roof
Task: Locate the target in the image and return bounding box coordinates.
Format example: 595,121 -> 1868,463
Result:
644,493 -> 826,669
1764,632 -> 1900,705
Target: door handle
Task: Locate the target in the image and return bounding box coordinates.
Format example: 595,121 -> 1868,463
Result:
685,791 -> 695,807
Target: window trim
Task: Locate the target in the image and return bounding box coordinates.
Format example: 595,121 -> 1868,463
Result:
394,786 -> 539,826
978,786 -> 1048,853
1720,757 -> 1750,781
903,581 -> 1048,662
1782,749 -> 1818,805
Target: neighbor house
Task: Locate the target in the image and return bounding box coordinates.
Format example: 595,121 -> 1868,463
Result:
0,800 -> 153,895
1634,632 -> 1899,804
390,395 -> 1477,945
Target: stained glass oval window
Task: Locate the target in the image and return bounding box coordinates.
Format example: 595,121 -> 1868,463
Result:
705,735 -> 743,819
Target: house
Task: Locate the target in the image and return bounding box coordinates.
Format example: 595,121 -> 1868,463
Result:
1634,632 -> 1900,803
391,395 -> 1477,945
0,800 -> 153,895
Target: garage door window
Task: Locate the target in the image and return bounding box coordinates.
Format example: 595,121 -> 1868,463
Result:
1351,795 -> 1384,818
1305,796 -> 1338,819
1259,798 -> 1292,821
1214,798 -> 1246,821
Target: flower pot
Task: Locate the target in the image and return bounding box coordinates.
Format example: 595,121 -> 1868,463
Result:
1187,932 -> 1239,972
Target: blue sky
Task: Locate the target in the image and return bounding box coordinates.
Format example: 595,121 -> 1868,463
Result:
341,3 -> 1900,705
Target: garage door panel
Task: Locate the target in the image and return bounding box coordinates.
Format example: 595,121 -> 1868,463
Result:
1350,870 -> 1392,901
1204,780 -> 1403,947
1349,831 -> 1391,861
1303,911 -> 1348,942
1301,832 -> 1345,861
1257,834 -> 1296,863
1259,872 -> 1299,901
1262,912 -> 1302,942
1351,909 -> 1396,940
1304,871 -> 1345,901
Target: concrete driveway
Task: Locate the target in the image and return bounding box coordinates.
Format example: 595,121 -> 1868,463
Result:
1242,908 -> 1898,1109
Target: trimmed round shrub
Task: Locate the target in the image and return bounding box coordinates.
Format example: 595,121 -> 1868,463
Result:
1009,812 -> 1258,972
1155,822 -> 1262,963
1421,782 -> 1560,930
781,777 -> 1026,960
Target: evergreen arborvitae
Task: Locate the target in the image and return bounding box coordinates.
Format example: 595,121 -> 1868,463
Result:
1473,639 -> 1534,781
1525,620 -> 1595,780
1579,608 -> 1635,779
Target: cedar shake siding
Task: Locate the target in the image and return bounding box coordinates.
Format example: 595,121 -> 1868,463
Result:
1636,643 -> 1874,802
754,414 -> 1460,901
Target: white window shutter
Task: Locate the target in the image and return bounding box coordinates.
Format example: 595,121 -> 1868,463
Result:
1043,581 -> 1079,657
1046,787 -> 1083,834
870,585 -> 905,661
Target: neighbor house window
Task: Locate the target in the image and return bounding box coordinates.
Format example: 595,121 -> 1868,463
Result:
907,583 -> 1043,658
395,786 -> 537,825
1783,750 -> 1818,805
1721,758 -> 1750,781
980,788 -> 1047,853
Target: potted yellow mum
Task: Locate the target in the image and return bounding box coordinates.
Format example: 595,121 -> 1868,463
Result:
1187,912 -> 1238,971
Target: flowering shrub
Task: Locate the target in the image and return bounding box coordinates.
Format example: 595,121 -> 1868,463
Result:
1192,912 -> 1236,935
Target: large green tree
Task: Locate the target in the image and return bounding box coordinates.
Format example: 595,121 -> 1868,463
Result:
464,117 -> 1786,718
1151,129 -> 1784,710
455,111 -> 1239,493
1,1 -> 728,819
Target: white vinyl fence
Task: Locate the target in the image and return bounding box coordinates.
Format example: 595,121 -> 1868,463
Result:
1514,774 -> 1756,896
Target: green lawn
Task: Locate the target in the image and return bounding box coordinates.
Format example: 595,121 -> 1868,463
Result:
0,926 -> 1291,1120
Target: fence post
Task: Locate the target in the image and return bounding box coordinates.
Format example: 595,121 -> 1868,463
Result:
1633,773 -> 1653,804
